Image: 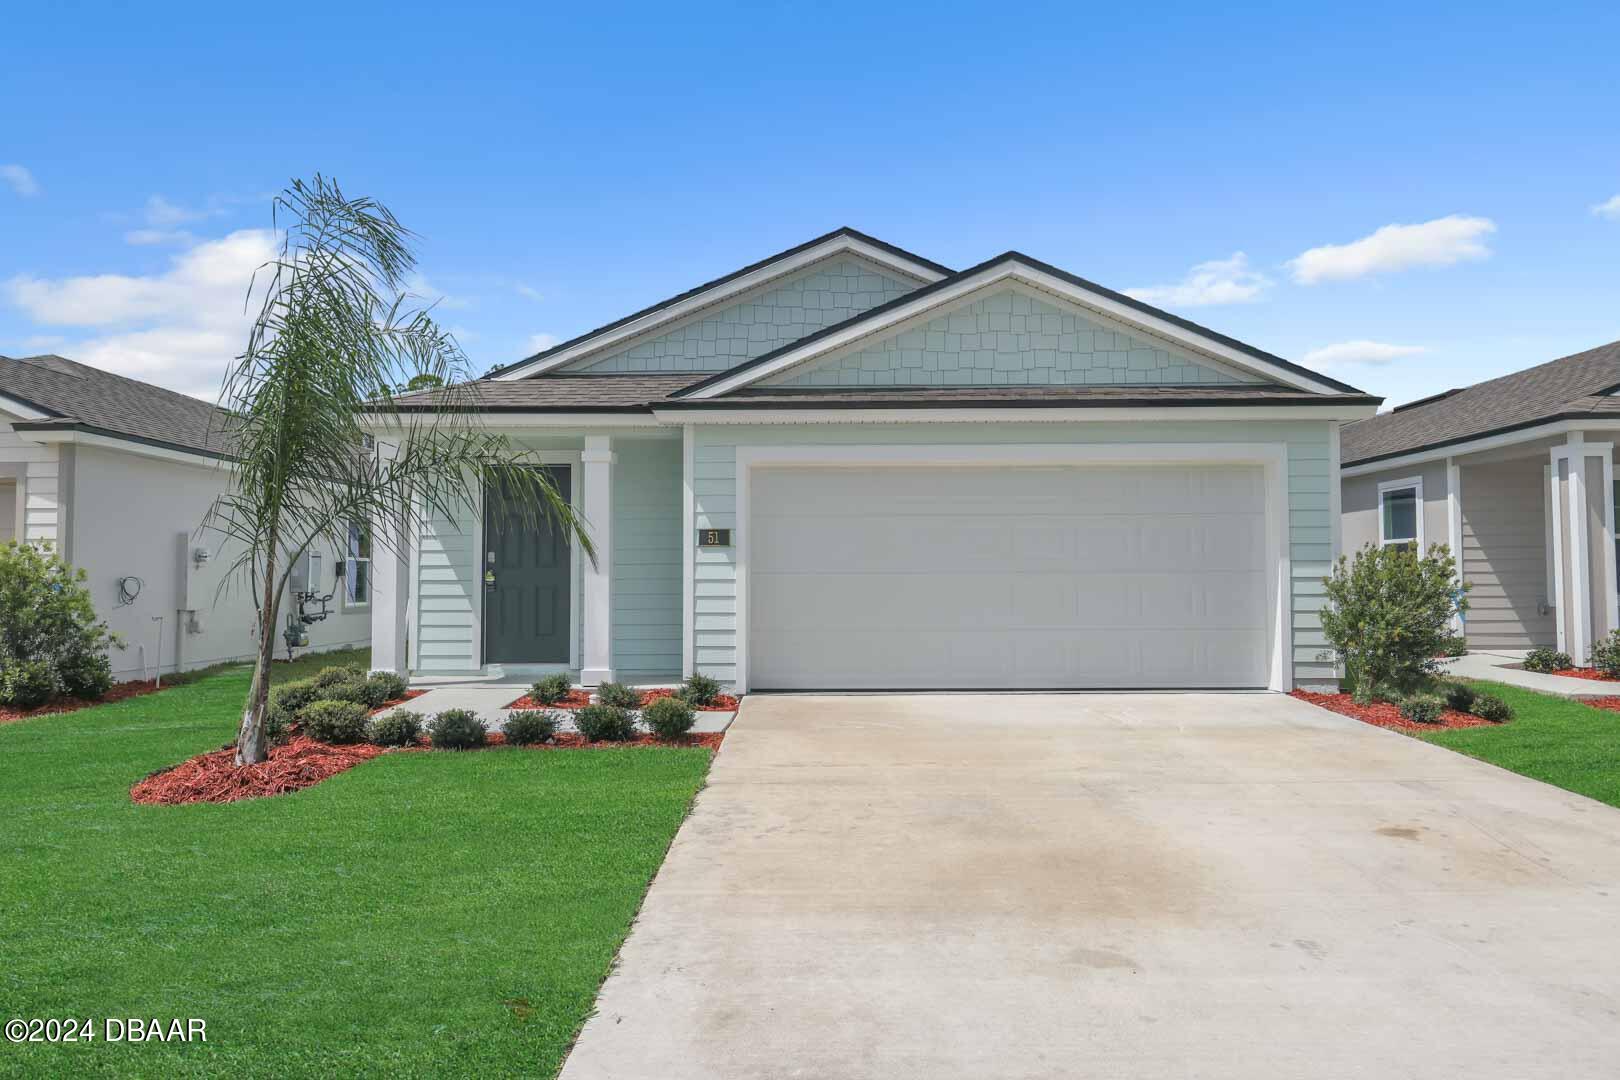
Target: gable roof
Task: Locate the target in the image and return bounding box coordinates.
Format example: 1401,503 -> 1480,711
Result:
488,228 -> 952,381
0,354 -> 234,458
392,373 -> 702,412
1341,338 -> 1620,466
673,251 -> 1368,399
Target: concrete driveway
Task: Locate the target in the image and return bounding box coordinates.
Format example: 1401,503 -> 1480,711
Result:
561,693 -> 1620,1079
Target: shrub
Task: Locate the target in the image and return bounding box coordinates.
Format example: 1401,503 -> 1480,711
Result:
1436,634 -> 1469,658
1471,693 -> 1514,722
643,695 -> 695,740
1441,681 -> 1477,714
502,709 -> 559,746
365,671 -> 409,704
1524,647 -> 1574,674
1320,543 -> 1469,703
1590,631 -> 1620,677
428,708 -> 487,750
0,658 -> 59,708
0,541 -> 122,707
313,664 -> 365,689
264,707 -> 292,745
595,681 -> 641,709
367,709 -> 423,747
1399,694 -> 1445,725
530,672 -> 572,705
300,700 -> 370,743
676,672 -> 722,707
270,678 -> 323,716
308,678 -> 372,707
575,703 -> 637,742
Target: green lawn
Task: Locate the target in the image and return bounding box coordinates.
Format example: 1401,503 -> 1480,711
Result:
0,650 -> 712,1078
1421,681 -> 1620,809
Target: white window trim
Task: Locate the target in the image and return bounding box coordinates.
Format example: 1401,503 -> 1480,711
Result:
730,442 -> 1293,695
1376,476 -> 1424,550
341,521 -> 372,611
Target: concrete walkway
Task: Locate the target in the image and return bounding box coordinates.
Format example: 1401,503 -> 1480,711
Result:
380,684 -> 734,734
561,693 -> 1620,1079
1445,649 -> 1618,698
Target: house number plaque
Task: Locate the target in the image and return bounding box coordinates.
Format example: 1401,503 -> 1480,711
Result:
697,528 -> 732,548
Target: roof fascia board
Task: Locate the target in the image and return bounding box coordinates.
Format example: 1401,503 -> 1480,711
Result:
492,236 -> 949,381
356,412 -> 668,431
684,261 -> 1345,398
13,424 -> 235,469
650,404 -> 1380,425
1339,417 -> 1620,475
0,392 -> 56,421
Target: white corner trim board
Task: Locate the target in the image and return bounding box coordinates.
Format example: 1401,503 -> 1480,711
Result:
729,441 -> 1293,695
681,424 -> 696,679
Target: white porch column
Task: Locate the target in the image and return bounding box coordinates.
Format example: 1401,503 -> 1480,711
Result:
369,510 -> 411,675
1447,457 -> 1463,635
580,435 -> 616,686
1550,433 -> 1617,662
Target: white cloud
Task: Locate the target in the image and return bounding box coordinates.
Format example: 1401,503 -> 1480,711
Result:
405,273 -> 471,311
524,333 -> 560,354
124,228 -> 196,246
1123,252 -> 1271,308
1289,215 -> 1495,284
1,164 -> 39,197
3,229 -> 277,397
514,283 -> 544,302
1593,194 -> 1620,221
1302,340 -> 1428,369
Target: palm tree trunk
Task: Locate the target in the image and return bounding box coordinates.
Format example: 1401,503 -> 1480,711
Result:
235,544 -> 280,766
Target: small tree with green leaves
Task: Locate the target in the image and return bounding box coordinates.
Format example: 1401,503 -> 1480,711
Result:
209,176 -> 593,765
1320,542 -> 1468,703
0,541 -> 121,706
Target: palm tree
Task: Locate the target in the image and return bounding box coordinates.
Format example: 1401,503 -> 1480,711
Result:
209,176 -> 590,765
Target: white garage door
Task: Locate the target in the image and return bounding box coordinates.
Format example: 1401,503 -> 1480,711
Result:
747,464 -> 1271,689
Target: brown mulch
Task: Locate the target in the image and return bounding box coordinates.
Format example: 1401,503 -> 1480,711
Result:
503,689 -> 593,710
1543,667 -> 1620,683
0,679 -> 166,725
638,688 -> 740,712
132,720 -> 723,806
131,735 -> 385,806
1290,690 -> 1500,731
1580,697 -> 1620,713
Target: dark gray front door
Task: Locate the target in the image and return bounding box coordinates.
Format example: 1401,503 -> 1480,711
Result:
483,466 -> 571,664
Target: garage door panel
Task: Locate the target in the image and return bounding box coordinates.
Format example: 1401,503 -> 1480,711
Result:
748,464 -> 1269,689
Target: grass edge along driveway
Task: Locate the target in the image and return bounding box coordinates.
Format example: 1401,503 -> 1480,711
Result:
0,652 -> 713,1079
1422,680 -> 1620,810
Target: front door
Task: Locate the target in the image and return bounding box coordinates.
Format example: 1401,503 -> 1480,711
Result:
483,466 -> 572,664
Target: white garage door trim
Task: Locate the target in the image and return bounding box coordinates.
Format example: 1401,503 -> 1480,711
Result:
733,442 -> 1292,694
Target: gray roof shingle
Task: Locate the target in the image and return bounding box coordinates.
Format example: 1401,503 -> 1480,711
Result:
1341,339 -> 1620,466
391,373 -> 703,411
0,354 -> 234,457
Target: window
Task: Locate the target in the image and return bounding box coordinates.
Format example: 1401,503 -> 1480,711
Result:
1378,477 -> 1423,553
344,521 -> 371,606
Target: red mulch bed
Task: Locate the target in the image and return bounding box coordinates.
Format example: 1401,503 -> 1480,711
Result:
1541,667 -> 1620,683
1290,690 -> 1500,731
638,687 -> 740,712
503,689 -> 594,710
0,679 -> 166,725
132,719 -> 723,806
131,735 -> 385,806
1580,697 -> 1620,713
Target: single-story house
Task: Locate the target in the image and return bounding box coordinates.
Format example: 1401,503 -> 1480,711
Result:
373,228 -> 1379,693
1341,339 -> 1620,662
0,353 -> 371,679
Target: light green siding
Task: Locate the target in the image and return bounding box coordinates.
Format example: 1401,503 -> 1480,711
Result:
690,420 -> 1336,687
563,256 -> 920,373
415,500 -> 481,674
772,287 -> 1256,388
612,439 -> 683,676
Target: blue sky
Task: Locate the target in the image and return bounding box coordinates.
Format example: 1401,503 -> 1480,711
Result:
2,2 -> 1617,406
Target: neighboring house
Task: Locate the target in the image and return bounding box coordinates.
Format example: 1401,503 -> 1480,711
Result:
1341,340 -> 1620,662
372,228 -> 1378,692
0,354 -> 371,679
